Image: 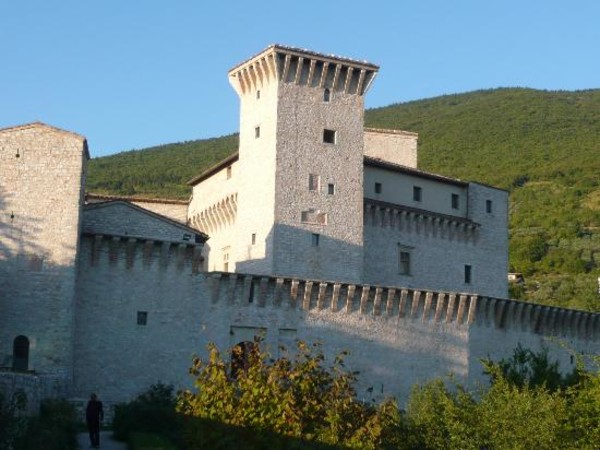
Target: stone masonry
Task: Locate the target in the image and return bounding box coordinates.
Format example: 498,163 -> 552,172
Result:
0,46 -> 596,414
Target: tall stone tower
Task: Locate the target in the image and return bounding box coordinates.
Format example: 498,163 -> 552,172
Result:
229,45 -> 378,282
0,122 -> 87,386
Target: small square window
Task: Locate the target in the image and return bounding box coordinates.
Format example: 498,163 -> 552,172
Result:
226,166 -> 232,179
399,251 -> 411,275
451,194 -> 459,209
137,311 -> 148,326
464,265 -> 472,284
308,174 -> 320,191
255,126 -> 260,138
323,129 -> 336,144
375,182 -> 382,194
327,183 -> 335,195
486,200 -> 493,213
312,233 -> 320,247
251,233 -> 256,245
413,186 -> 422,202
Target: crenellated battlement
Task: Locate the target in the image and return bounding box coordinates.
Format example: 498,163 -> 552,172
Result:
228,44 -> 378,96
204,272 -> 600,340
188,192 -> 237,235
364,199 -> 479,242
83,233 -> 203,273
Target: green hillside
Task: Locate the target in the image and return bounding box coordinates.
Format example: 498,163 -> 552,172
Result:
87,88 -> 600,311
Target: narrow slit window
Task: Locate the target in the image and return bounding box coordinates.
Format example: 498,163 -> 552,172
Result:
323,129 -> 336,144
256,90 -> 261,99
312,233 -> 320,246
486,200 -> 493,213
451,193 -> 459,209
251,233 -> 256,245
323,88 -> 331,102
226,166 -> 232,179
413,186 -> 422,202
375,182 -> 382,194
255,126 -> 260,138
464,265 -> 472,284
399,250 -> 411,275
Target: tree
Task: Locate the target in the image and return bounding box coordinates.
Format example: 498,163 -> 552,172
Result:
177,340 -> 402,449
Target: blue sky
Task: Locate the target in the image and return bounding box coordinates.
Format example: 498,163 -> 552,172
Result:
1,0 -> 598,157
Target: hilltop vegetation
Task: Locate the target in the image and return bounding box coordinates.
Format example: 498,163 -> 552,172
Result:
87,88 -> 600,311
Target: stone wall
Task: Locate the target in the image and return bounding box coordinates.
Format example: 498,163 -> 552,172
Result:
0,123 -> 87,377
364,128 -> 418,168
72,236 -> 599,406
363,182 -> 508,298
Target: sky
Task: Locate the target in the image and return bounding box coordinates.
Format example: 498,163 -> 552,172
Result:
1,0 -> 599,158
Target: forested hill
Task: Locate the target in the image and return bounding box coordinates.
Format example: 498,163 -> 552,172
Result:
87,87 -> 600,311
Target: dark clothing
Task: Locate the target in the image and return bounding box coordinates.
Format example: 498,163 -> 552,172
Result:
86,399 -> 104,448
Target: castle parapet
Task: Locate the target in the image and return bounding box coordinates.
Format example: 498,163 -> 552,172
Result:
205,272 -> 600,340
228,44 -> 378,96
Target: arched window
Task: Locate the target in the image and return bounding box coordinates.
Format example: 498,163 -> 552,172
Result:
230,341 -> 257,378
323,88 -> 331,102
12,335 -> 29,371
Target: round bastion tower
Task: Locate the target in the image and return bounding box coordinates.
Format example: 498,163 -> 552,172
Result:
228,45 -> 378,283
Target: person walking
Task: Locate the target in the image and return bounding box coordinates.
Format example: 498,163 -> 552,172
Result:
86,393 -> 104,448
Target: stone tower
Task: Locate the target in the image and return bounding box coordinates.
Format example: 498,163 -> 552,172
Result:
229,45 -> 378,282
0,123 -> 87,385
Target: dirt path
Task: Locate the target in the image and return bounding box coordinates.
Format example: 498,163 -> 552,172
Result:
77,430 -> 127,449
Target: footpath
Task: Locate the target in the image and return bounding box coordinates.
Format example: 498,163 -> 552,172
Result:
77,431 -> 127,449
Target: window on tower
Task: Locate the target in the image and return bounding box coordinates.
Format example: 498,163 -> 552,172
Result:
323,129 -> 336,144
323,88 -> 331,102
308,174 -> 320,191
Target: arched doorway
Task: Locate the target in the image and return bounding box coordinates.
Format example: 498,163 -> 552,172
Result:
12,335 -> 29,371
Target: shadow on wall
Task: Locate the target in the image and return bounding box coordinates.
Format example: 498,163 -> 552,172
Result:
71,237 -> 470,405
0,185 -> 77,374
234,223 -> 363,285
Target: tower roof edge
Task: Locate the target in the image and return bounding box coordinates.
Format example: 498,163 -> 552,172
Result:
228,44 -> 379,75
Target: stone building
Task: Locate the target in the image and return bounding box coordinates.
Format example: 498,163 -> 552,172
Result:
188,45 -> 508,298
0,46 -> 598,414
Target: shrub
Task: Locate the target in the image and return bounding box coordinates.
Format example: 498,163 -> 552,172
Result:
13,399 -> 78,450
112,383 -> 182,447
177,341 -> 403,450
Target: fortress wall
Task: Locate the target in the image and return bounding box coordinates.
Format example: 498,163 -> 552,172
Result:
73,237 -> 598,405
364,166 -> 468,218
364,129 -> 418,168
466,183 -> 509,298
469,297 -> 600,377
129,201 -> 188,224
0,124 -> 86,376
188,160 -> 239,230
73,236 -> 204,402
363,208 -> 485,295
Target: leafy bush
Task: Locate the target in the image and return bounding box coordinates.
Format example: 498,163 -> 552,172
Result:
177,341 -> 403,450
112,383 -> 182,447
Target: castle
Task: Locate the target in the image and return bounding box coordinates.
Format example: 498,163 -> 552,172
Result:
1,45 -> 598,413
